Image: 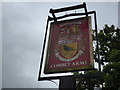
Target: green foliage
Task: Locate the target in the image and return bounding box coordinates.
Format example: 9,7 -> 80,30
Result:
73,24 -> 120,89
84,70 -> 103,86
96,24 -> 120,62
107,49 -> 120,62
98,24 -> 120,88
74,70 -> 102,90
103,62 -> 120,87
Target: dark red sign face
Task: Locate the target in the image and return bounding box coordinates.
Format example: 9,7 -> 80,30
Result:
44,17 -> 93,74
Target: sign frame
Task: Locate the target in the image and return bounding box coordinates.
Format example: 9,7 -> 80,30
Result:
38,2 -> 100,81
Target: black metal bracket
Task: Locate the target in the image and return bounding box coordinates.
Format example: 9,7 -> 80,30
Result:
49,2 -> 88,22
38,2 -> 101,81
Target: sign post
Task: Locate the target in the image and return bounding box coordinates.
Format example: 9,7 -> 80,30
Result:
59,76 -> 76,90
38,2 -> 101,89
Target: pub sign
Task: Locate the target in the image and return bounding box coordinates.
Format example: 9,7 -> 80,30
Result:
44,16 -> 93,74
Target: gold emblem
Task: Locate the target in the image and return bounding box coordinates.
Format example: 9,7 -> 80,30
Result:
61,43 -> 77,59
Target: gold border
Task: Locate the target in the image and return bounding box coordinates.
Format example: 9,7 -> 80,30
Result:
88,16 -> 94,67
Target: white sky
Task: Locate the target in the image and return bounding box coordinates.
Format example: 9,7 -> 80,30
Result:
1,1 -> 119,89
0,2 -> 2,90
118,1 -> 120,28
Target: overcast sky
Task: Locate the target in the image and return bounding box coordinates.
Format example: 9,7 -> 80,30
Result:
118,1 -> 120,28
0,2 -> 2,90
2,2 -> 118,88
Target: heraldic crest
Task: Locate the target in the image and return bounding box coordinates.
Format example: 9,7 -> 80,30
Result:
54,21 -> 85,62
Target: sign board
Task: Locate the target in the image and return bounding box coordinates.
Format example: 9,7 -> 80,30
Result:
44,17 -> 93,74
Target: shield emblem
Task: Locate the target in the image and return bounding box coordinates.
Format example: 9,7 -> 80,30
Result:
61,43 -> 77,59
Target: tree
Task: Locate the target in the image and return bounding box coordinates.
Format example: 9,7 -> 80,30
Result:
95,24 -> 120,88
74,24 -> 120,89
74,70 -> 102,90
103,62 -> 120,88
96,24 -> 120,63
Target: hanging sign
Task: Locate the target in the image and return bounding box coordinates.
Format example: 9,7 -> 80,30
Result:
44,17 -> 93,74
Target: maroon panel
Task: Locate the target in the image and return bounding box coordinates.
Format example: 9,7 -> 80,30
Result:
44,17 -> 93,74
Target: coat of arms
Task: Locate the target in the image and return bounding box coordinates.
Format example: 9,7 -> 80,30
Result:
54,23 -> 85,61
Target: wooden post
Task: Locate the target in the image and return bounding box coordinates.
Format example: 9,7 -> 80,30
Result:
59,76 -> 76,90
